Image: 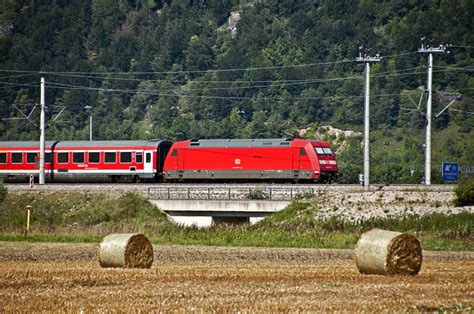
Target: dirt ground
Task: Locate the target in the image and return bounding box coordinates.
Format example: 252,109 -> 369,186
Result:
0,242 -> 472,312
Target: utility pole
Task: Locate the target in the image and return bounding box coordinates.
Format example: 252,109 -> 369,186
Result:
418,39 -> 445,185
85,105 -> 93,141
356,48 -> 381,192
39,75 -> 46,185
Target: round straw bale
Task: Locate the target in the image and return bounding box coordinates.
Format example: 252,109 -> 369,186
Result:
355,228 -> 422,275
99,233 -> 153,268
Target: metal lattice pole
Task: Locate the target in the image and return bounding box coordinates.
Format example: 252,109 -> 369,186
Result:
418,41 -> 445,185
39,75 -> 46,185
356,49 -> 380,191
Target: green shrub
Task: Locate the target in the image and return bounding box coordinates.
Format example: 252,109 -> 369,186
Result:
247,189 -> 268,200
454,176 -> 474,206
0,181 -> 6,202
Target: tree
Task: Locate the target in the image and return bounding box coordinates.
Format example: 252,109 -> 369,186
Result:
185,35 -> 214,72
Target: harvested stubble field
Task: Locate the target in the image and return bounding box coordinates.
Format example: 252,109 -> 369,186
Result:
0,242 -> 472,312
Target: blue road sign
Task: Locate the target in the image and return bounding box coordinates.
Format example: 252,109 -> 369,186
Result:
442,162 -> 459,182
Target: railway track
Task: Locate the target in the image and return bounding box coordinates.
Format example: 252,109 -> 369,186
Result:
4,183 -> 455,195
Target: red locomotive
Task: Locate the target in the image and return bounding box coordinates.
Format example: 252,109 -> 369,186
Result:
163,138 -> 338,182
0,138 -> 338,183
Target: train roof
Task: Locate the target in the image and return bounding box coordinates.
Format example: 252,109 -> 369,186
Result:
187,138 -> 293,148
54,140 -> 170,148
0,141 -> 57,148
0,140 -> 171,149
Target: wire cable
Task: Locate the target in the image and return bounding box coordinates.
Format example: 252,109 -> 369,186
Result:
432,65 -> 474,71
45,69 -> 457,93
0,81 -> 38,90
43,80 -> 421,101
2,51 -> 419,76
46,65 -> 422,84
0,69 -> 39,74
451,45 -> 474,49
0,73 -> 39,79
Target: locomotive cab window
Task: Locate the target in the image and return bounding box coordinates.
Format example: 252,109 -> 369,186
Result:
89,152 -> 100,163
105,152 -> 116,163
300,148 -> 307,156
171,149 -> 177,157
73,152 -> 85,164
57,152 -> 69,164
0,153 -> 6,163
136,152 -> 143,163
120,152 -> 132,163
323,148 -> 333,155
315,147 -> 333,155
26,152 -> 37,164
11,152 -> 22,164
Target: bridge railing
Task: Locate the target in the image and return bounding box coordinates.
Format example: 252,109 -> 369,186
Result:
147,186 -> 315,201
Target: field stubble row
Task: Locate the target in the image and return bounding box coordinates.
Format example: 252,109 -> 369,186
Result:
0,242 -> 472,312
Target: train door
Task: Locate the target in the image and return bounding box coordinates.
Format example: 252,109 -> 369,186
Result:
144,150 -> 153,176
177,149 -> 184,179
292,148 -> 301,180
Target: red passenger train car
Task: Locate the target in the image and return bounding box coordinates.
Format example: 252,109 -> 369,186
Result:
162,138 -> 338,182
0,140 -> 172,182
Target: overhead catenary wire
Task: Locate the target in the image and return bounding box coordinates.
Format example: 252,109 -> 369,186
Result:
1,70 -> 472,101
42,69 -> 465,94
0,73 -> 39,79
44,66 -> 422,85
432,65 -> 474,71
451,45 -> 474,49
39,80 -> 424,101
0,51 -> 420,76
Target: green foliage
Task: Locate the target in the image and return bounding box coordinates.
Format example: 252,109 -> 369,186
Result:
247,189 -> 268,200
454,176 -> 474,207
2,194 -> 471,251
0,181 -> 7,202
0,1 -> 473,182
0,192 -> 168,232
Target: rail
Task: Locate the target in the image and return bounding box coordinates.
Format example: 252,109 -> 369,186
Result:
147,186 -> 315,201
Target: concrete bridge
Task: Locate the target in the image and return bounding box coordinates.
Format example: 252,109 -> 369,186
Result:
147,186 -> 314,228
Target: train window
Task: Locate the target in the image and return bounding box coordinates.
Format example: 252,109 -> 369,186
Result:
11,152 -> 22,163
89,152 -> 100,163
315,147 -> 325,155
323,148 -> 333,155
0,153 -> 6,163
120,152 -> 132,163
73,152 -> 85,164
136,152 -> 143,163
171,149 -> 177,157
26,153 -> 37,164
300,148 -> 307,156
57,152 -> 69,164
146,152 -> 151,163
45,153 -> 52,163
105,152 -> 116,163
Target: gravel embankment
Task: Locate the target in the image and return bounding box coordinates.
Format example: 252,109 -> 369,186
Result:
313,190 -> 473,222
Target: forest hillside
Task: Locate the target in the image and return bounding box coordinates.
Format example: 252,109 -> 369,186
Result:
1,0 -> 473,183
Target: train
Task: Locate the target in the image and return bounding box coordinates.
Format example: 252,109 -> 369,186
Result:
0,138 -> 338,183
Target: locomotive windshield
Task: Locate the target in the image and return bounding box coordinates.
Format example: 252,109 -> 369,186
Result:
315,147 -> 333,155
